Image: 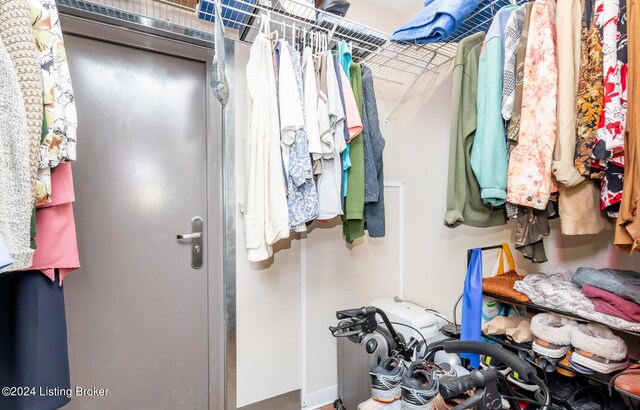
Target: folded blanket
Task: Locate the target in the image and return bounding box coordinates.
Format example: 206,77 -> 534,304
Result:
391,0 -> 482,43
514,269 -> 640,332
582,285 -> 640,323
572,267 -> 640,305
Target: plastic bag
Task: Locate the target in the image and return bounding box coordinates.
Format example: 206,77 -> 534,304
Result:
210,0 -> 229,108
317,0 -> 351,16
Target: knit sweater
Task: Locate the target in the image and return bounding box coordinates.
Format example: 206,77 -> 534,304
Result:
0,38 -> 35,272
0,0 -> 43,205
343,63 -> 365,243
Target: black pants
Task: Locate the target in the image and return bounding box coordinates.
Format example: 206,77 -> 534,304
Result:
0,270 -> 71,410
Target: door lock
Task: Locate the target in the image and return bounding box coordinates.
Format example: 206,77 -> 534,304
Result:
177,217 -> 204,269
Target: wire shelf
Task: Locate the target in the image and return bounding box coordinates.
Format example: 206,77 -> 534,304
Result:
57,0 -> 530,117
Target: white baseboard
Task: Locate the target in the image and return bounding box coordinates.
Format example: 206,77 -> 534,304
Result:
304,385 -> 338,409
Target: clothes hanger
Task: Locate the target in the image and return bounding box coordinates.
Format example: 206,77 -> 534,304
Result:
281,20 -> 286,43
292,23 -> 297,48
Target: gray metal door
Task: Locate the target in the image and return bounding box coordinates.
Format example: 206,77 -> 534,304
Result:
63,34 -> 210,409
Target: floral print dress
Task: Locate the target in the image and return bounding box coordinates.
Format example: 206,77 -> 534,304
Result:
29,0 -> 77,206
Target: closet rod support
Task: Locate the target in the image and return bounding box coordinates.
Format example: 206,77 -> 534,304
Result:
385,51 -> 437,123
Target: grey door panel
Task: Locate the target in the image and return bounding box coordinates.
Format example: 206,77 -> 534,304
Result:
63,34 -> 209,409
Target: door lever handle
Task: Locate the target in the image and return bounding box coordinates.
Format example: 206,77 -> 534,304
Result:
176,232 -> 202,240
177,216 -> 204,269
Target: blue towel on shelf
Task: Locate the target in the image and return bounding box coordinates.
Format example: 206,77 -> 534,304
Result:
391,0 -> 482,43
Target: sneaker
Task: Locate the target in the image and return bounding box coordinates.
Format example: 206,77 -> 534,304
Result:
370,356 -> 406,403
401,361 -> 439,410
437,361 -> 470,379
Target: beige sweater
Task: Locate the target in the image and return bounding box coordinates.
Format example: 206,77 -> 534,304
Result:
0,0 -> 43,205
0,37 -> 35,271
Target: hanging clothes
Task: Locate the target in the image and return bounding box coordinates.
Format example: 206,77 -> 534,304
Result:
361,65 -> 386,238
515,199 -> 558,263
445,32 -> 506,228
595,0 -> 625,160
0,37 -> 34,272
0,234 -> 14,270
343,63 -> 366,243
599,0 -> 628,214
317,53 -> 333,164
507,0 -> 558,210
511,0 -> 560,261
336,59 -> 363,199
332,53 -> 350,207
28,0 -> 78,206
317,51 -> 346,220
505,3 -> 533,220
27,163 -> 80,283
553,0 -> 609,235
575,0 -> 605,178
501,5 -> 527,123
240,31 -> 290,262
501,3 -> 526,222
0,270 -> 71,410
338,40 -> 353,198
553,0 -> 584,189
0,0 -> 43,206
470,5 -> 518,208
615,0 -> 638,251
284,42 -> 319,231
302,47 -> 323,166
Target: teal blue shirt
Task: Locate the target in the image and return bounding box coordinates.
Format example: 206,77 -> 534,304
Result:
470,6 -> 517,208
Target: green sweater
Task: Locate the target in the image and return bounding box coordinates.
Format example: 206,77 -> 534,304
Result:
343,63 -> 365,243
445,32 -> 506,228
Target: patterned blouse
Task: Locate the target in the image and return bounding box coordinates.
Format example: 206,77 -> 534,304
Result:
29,0 -> 78,206
507,0 -> 558,210
575,0 -> 605,178
600,0 -> 628,213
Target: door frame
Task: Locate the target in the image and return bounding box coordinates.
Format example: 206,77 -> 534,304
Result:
59,15 -> 237,410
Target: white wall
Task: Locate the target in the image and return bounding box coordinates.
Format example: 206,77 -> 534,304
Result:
235,3 -> 640,408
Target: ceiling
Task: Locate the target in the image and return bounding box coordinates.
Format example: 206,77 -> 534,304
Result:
366,0 -> 422,16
